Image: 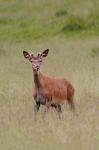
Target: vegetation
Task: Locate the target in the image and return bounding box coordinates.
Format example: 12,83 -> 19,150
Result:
0,0 -> 99,150
0,0 -> 99,41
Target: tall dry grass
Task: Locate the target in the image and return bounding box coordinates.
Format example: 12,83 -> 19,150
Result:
0,37 -> 99,150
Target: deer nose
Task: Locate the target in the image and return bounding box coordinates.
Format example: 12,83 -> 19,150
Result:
36,66 -> 39,71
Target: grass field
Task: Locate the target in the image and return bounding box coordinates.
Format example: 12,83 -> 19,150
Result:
0,0 -> 99,150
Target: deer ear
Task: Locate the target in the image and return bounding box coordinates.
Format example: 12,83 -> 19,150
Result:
23,51 -> 30,59
41,49 -> 49,58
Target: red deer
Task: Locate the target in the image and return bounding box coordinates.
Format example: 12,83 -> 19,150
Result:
23,49 -> 75,119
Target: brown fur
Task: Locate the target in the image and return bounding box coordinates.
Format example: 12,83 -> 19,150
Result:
33,72 -> 75,109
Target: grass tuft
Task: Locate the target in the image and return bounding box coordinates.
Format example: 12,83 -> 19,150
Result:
91,47 -> 99,57
55,9 -> 68,17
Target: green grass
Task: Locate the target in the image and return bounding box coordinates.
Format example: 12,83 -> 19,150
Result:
0,0 -> 99,41
0,0 -> 99,150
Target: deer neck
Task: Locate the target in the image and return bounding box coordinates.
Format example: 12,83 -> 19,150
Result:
33,71 -> 42,89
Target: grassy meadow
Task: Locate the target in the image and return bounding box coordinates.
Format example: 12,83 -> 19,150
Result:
0,0 -> 99,150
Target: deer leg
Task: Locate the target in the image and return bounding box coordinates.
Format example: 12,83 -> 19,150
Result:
43,99 -> 51,119
51,104 -> 62,119
55,105 -> 62,119
67,97 -> 75,111
33,101 -> 40,120
55,105 -> 62,113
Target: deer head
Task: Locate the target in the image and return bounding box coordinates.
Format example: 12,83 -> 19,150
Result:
23,49 -> 49,72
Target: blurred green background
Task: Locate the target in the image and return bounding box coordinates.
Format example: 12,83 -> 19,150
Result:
0,0 -> 99,150
0,0 -> 99,41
